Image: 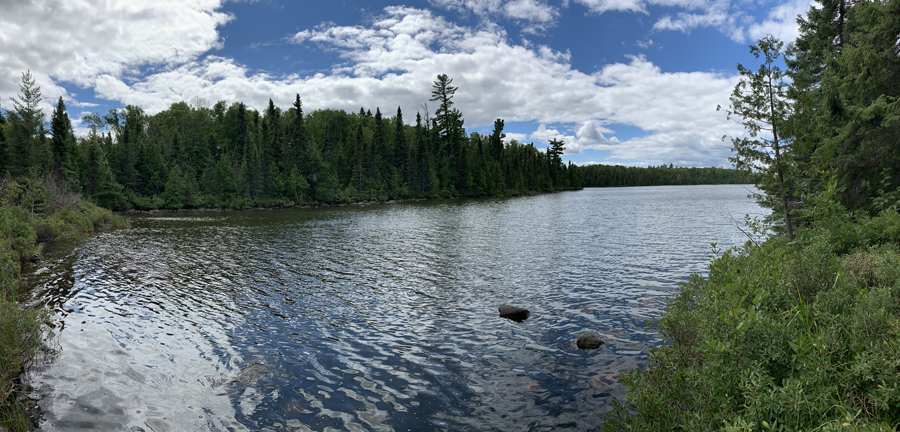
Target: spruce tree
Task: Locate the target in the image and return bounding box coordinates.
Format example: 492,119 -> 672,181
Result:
490,119 -> 505,162
235,102 -> 247,162
393,106 -> 407,183
373,108 -> 385,181
50,97 -> 78,184
289,94 -> 307,173
262,99 -> 281,171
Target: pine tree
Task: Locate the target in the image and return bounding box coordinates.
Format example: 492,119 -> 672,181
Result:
9,70 -> 46,175
430,74 -> 458,141
548,138 -> 565,187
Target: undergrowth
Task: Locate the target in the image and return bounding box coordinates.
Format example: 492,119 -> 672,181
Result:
0,175 -> 126,431
602,206 -> 900,431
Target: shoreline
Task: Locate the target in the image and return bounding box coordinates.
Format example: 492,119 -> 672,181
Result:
116,188 -> 569,214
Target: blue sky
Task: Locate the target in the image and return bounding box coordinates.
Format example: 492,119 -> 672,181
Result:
0,0 -> 812,167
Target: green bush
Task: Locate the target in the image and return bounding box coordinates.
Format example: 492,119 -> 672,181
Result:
0,299 -> 44,431
603,210 -> 900,431
0,176 -> 126,429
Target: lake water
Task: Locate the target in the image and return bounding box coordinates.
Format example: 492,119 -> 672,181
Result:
24,185 -> 764,431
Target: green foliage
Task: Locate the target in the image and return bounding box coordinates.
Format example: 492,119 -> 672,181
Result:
722,35 -> 796,239
44,74 -> 583,211
0,175 -> 124,429
0,298 -> 44,431
603,209 -> 900,431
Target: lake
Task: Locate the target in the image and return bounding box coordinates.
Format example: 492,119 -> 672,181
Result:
25,185 -> 764,431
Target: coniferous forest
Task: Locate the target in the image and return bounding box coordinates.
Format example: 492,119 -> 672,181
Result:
578,164 -> 752,187
0,73 -> 583,212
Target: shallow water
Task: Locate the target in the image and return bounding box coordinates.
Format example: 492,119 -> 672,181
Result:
25,185 -> 763,431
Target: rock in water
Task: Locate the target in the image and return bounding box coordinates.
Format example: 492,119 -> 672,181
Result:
577,331 -> 604,350
235,362 -> 271,383
498,305 -> 530,322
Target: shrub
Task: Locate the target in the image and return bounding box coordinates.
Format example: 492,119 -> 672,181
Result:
603,214 -> 900,431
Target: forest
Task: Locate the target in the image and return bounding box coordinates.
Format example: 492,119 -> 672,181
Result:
0,74 -> 582,212
578,164 -> 752,187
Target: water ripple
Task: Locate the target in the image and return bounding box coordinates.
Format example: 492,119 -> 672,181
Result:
26,185 -> 763,431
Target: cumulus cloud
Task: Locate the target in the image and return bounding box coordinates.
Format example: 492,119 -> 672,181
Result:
744,0 -> 814,42
566,0 -> 811,44
291,8 -> 743,165
651,0 -> 813,43
1,2 -> 744,166
0,0 -> 230,114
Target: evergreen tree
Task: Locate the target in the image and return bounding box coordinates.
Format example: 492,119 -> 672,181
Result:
547,138 -> 565,187
352,123 -> 364,191
414,112 -> 428,193
235,102 -> 248,162
394,106 -> 407,184
430,74 -> 458,141
0,108 -> 8,176
262,99 -> 282,171
9,70 -> 46,175
373,107 -> 386,179
288,94 -> 307,173
721,35 -> 795,239
50,97 -> 77,183
490,118 -> 505,162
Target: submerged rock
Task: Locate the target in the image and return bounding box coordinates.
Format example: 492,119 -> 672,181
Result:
577,331 -> 605,350
499,305 -> 531,322
214,362 -> 272,387
235,362 -> 271,383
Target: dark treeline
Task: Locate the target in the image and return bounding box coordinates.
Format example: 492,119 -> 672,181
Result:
0,73 -> 582,211
579,164 -> 752,187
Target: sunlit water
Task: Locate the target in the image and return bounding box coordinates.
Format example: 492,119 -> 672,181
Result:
24,185 -> 764,431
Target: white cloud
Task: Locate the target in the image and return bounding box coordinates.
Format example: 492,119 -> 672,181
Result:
504,132 -> 529,143
290,7 -> 743,165
745,0 -> 814,43
430,0 -> 559,32
1,3 -> 744,166
0,0 -> 230,114
573,0 -> 650,14
651,0 -> 813,43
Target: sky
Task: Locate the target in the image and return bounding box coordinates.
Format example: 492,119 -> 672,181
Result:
0,0 -> 813,167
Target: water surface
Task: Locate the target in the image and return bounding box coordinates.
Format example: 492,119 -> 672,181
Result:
26,185 -> 763,431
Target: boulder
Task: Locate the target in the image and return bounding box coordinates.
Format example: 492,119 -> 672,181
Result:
498,305 -> 530,322
576,331 -> 604,350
